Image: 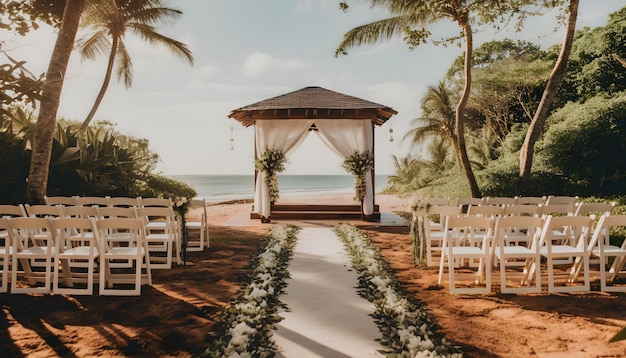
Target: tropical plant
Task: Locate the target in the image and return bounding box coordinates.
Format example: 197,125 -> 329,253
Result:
76,0 -> 193,131
402,80 -> 460,168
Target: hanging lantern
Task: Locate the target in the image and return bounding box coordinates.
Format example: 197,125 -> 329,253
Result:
389,127 -> 394,142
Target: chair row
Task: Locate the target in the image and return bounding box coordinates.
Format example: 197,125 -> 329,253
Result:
44,195 -> 174,208
431,212 -> 626,295
423,201 -> 616,267
417,195 -> 581,208
0,198 -> 209,252
0,216 -> 152,296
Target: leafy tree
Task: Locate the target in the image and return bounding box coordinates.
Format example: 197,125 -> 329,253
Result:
76,0 -> 194,131
337,0 -> 566,198
537,93 -> 626,197
519,0 -> 579,192
447,39 -> 551,142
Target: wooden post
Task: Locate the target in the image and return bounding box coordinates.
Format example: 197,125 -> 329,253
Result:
410,212 -> 427,267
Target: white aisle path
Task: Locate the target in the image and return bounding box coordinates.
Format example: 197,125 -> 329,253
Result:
274,227 -> 385,358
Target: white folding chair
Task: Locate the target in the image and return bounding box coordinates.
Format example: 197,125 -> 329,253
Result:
493,216 -> 544,294
185,198 -> 208,251
424,205 -> 460,267
96,218 -> 152,296
135,206 -> 180,269
0,218 -> 13,293
52,218 -> 100,295
10,217 -> 56,294
537,215 -> 593,293
438,215 -> 494,294
573,214 -> 626,292
574,202 -> 616,265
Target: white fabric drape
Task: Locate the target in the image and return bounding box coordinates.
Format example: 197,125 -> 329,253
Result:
254,119 -> 314,218
314,119 -> 375,215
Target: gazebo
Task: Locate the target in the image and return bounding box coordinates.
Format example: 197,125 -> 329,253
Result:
228,86 -> 397,222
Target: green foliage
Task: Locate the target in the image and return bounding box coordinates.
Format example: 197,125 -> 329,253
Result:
0,130 -> 29,204
538,93 -> 626,197
137,173 -> 197,202
0,115 -> 196,204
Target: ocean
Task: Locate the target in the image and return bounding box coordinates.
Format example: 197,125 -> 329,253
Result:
170,174 -> 390,203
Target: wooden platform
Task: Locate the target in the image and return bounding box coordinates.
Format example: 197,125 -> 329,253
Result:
250,204 -> 381,222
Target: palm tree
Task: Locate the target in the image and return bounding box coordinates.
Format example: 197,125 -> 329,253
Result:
76,0 -> 193,131
402,81 -> 461,169
27,0 -> 86,203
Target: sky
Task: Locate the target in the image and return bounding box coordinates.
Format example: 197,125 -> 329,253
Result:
3,1 -> 624,175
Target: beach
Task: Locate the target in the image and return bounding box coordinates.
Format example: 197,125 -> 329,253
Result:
2,193 -> 626,357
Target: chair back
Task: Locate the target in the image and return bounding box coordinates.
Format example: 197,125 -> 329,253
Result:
24,204 -> 64,218
76,196 -> 110,207
545,195 -> 579,205
108,197 -> 140,208
514,196 -> 546,205
539,215 -> 593,249
574,202 -> 616,217
539,203 -> 576,217
504,204 -> 540,217
0,204 -> 27,218
44,196 -> 79,206
62,205 -> 99,219
485,197 -> 516,206
139,197 -> 173,208
97,206 -> 136,219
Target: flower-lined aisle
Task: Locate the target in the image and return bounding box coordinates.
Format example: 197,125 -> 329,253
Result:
335,224 -> 463,358
201,224 -> 299,358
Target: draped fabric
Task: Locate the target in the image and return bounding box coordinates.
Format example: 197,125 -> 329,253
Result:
253,118 -> 374,218
314,119 -> 374,215
254,120 -> 314,218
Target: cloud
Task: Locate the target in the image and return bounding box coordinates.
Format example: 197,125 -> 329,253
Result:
241,51 -> 309,78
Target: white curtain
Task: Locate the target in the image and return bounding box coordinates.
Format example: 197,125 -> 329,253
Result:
314,119 -> 375,215
254,119 -> 314,218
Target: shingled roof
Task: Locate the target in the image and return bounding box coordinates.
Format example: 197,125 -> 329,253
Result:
229,86 -> 397,127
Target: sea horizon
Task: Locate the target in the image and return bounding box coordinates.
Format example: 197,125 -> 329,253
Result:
171,174 -> 390,204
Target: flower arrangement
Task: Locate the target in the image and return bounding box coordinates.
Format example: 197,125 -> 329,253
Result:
342,150 -> 374,202
202,224 -> 299,358
334,224 -> 462,357
255,147 -> 288,203
173,196 -> 190,263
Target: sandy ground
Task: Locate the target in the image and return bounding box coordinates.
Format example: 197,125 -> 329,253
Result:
1,193 -> 626,357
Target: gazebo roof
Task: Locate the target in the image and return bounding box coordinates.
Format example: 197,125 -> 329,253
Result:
228,86 -> 398,127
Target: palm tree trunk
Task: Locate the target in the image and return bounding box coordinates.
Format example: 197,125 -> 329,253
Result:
80,35 -> 118,132
518,0 -> 579,192
456,19 -> 481,198
27,0 -> 86,204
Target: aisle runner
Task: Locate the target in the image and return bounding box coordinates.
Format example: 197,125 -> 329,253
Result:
274,227 -> 385,358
